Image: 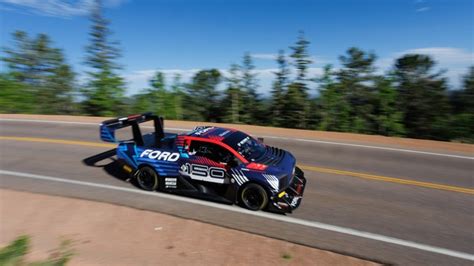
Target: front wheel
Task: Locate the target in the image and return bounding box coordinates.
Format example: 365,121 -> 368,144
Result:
240,183 -> 268,211
135,166 -> 159,191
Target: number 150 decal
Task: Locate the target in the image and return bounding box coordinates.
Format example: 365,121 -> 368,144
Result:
180,163 -> 226,184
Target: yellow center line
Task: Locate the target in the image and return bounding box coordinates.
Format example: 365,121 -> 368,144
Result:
0,136 -> 115,148
299,165 -> 474,195
1,136 -> 473,195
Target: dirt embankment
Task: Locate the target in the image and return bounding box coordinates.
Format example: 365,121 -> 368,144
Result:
0,189 -> 377,265
1,114 -> 473,154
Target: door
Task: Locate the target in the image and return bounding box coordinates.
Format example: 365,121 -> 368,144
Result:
179,139 -> 240,184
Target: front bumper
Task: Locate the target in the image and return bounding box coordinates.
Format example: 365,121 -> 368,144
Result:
269,168 -> 306,213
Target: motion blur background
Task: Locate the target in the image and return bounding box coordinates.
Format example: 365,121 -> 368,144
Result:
1,1 -> 473,265
1,0 -> 473,141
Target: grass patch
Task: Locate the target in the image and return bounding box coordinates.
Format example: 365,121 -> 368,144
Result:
281,252 -> 292,260
0,235 -> 74,266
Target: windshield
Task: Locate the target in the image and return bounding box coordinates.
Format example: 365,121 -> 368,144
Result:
223,131 -> 266,160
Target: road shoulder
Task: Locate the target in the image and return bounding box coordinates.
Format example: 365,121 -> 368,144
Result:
0,189 -> 377,265
1,114 -> 472,155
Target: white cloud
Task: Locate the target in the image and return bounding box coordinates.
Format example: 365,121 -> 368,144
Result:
124,68 -> 204,95
124,67 -> 324,96
125,47 -> 471,95
121,46 -> 474,95
414,0 -> 430,12
378,47 -> 474,69
415,6 -> 430,12
251,53 -> 278,60
104,0 -> 127,8
0,0 -> 127,17
251,53 -> 330,65
125,69 -> 201,83
377,47 -> 473,87
400,47 -> 474,64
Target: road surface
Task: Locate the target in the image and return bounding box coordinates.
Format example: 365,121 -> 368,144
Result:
0,117 -> 473,265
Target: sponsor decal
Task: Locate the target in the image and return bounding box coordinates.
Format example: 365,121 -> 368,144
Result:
237,136 -> 250,147
193,127 -> 213,136
140,149 -> 180,162
165,177 -> 177,188
218,130 -> 231,137
290,197 -> 300,207
180,163 -> 226,184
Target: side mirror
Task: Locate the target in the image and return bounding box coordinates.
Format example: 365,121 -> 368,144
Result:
257,137 -> 264,143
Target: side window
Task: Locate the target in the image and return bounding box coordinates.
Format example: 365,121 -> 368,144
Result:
189,141 -> 239,166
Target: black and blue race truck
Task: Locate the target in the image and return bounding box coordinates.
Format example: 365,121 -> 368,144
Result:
100,113 -> 306,213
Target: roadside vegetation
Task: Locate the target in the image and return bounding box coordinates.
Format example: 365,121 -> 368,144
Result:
0,235 -> 74,266
1,0 -> 472,143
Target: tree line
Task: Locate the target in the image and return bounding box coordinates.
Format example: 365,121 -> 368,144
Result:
1,2 -> 473,143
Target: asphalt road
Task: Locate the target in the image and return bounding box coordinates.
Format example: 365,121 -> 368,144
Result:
0,119 -> 473,265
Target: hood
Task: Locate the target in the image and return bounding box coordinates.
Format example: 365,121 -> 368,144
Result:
253,145 -> 296,189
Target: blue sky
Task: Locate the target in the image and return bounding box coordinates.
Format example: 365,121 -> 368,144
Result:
0,0 -> 473,95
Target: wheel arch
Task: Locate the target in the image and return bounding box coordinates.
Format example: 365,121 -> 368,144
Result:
134,163 -> 158,175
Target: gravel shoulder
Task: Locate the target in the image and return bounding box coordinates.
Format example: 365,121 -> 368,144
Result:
1,114 -> 473,154
0,189 -> 376,265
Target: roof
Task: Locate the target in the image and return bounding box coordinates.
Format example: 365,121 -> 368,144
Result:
186,126 -> 237,142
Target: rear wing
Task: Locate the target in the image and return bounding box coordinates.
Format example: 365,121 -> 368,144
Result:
100,112 -> 164,146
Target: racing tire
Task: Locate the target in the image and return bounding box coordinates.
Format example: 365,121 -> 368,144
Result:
240,183 -> 268,211
135,166 -> 159,191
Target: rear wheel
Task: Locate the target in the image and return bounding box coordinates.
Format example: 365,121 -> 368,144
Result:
135,166 -> 159,191
240,183 -> 268,211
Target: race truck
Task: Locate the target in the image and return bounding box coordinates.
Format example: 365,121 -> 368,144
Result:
100,113 -> 306,213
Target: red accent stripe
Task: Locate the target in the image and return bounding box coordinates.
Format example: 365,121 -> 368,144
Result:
190,157 -> 224,168
208,135 -> 225,142
184,136 -> 249,164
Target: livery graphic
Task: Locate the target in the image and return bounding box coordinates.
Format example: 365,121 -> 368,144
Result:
100,113 -> 306,213
140,149 -> 180,161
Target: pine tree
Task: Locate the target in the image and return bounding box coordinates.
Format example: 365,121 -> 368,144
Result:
282,31 -> 313,128
221,63 -> 243,123
282,83 -> 307,128
148,71 -> 168,116
170,74 -> 184,120
0,74 -> 34,113
291,31 -> 312,85
183,69 -> 222,121
2,31 -> 75,114
393,54 -> 450,139
131,92 -> 153,114
271,50 -> 289,126
82,0 -> 125,116
131,72 -> 183,119
448,66 -> 474,142
455,66 -> 474,113
241,53 -> 261,124
336,47 -> 377,133
3,31 -> 39,87
317,65 -> 351,131
373,76 -> 405,136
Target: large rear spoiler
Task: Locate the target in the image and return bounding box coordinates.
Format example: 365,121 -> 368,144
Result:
100,112 -> 164,146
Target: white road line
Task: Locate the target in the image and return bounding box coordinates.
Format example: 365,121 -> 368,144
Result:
0,118 -> 189,131
1,169 -> 473,261
1,118 -> 472,160
260,135 -> 474,160
0,118 -> 100,126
